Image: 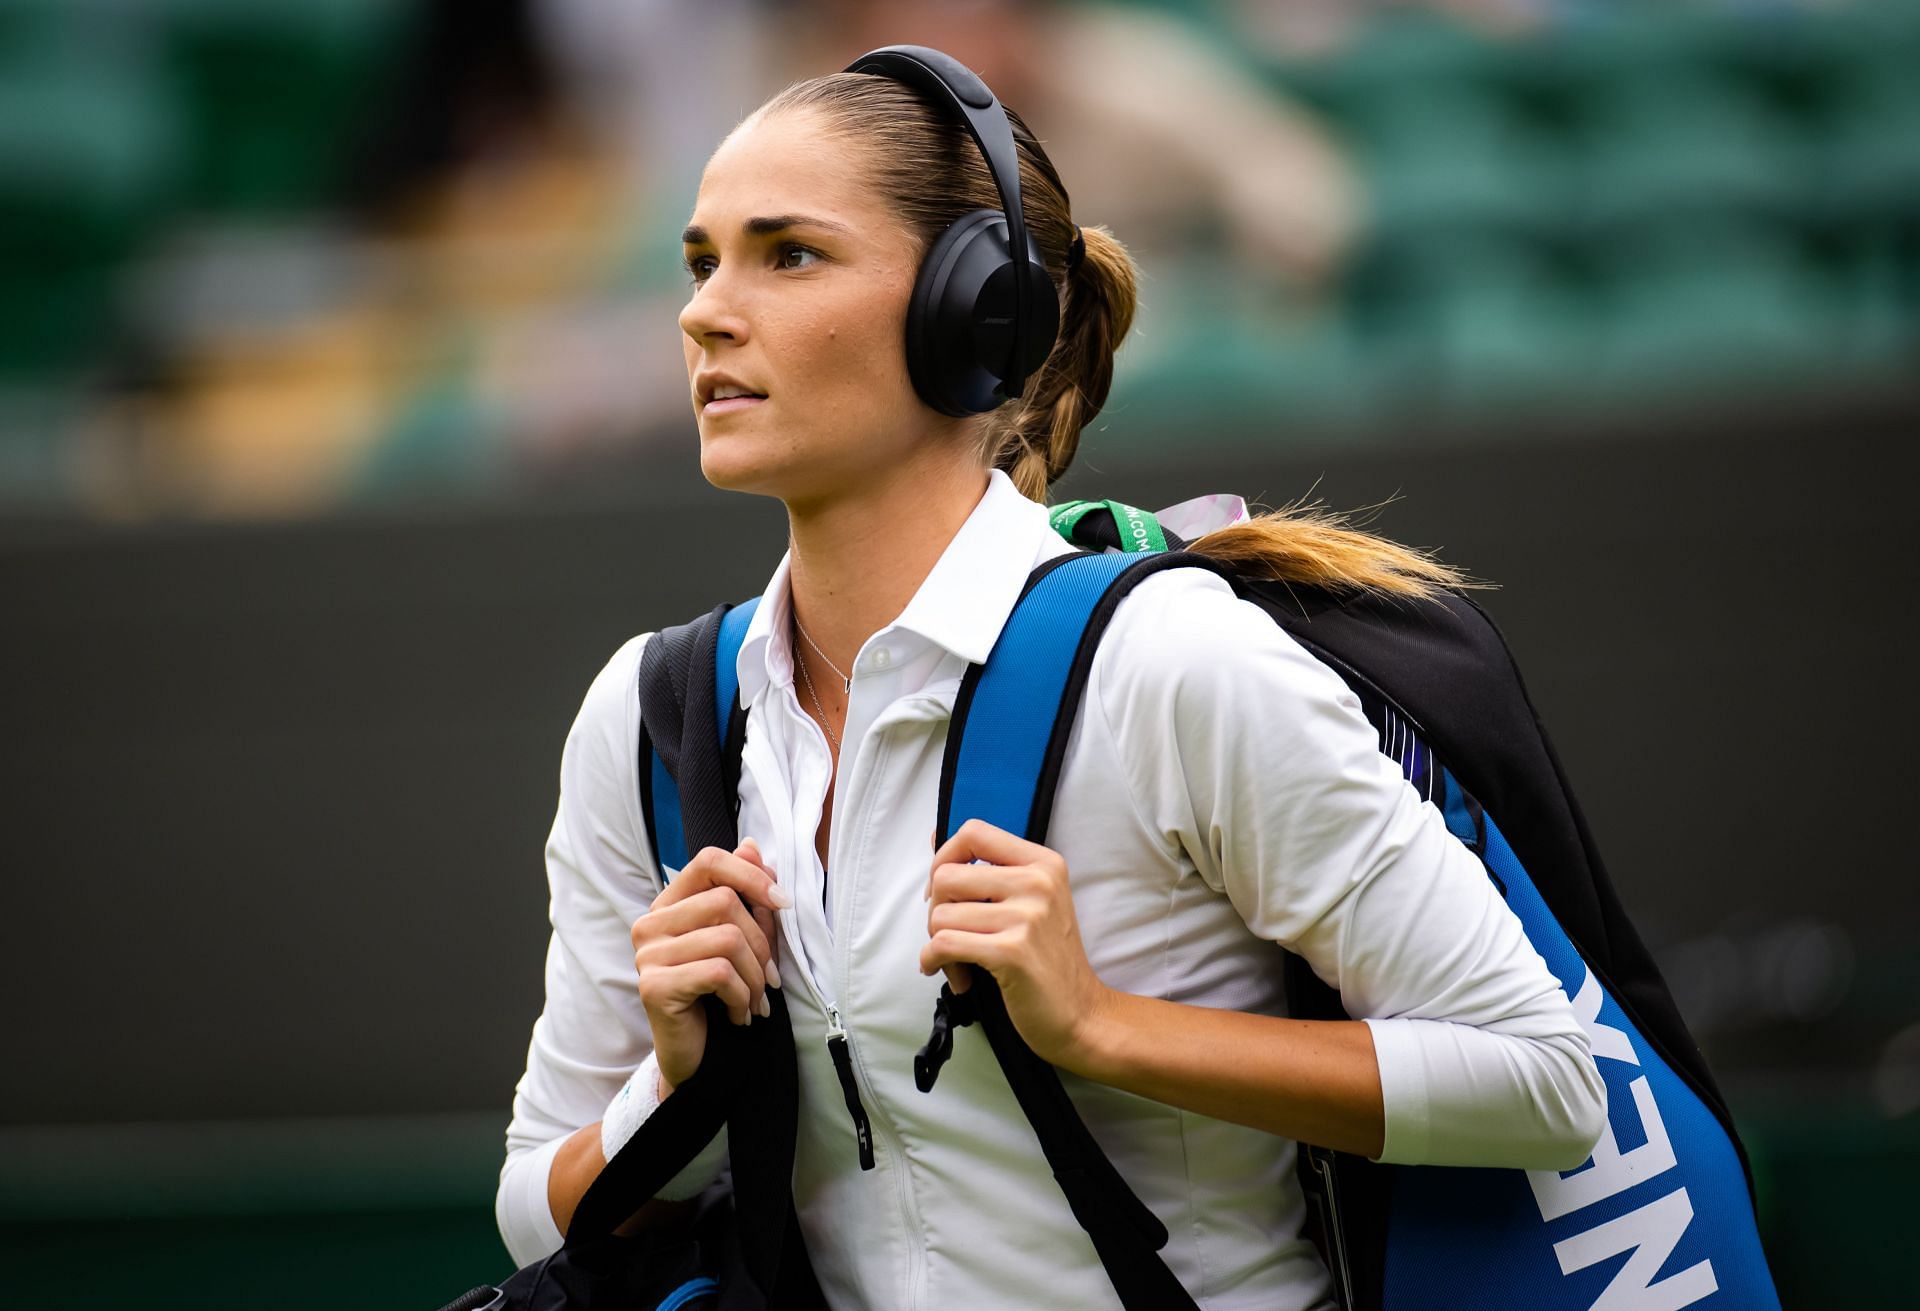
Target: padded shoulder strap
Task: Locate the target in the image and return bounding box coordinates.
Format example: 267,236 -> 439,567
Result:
931,549 -> 1228,1311
638,597 -> 760,874
589,596 -> 816,1307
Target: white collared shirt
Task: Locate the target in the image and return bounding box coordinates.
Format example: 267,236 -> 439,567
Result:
496,469 -> 1604,1309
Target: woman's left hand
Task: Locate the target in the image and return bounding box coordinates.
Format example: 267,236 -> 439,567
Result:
920,818 -> 1115,1067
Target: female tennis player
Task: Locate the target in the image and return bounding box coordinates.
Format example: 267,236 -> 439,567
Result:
496,49 -> 1606,1310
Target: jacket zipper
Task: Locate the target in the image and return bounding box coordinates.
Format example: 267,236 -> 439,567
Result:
827,708 -> 935,1306
783,687 -> 882,1173
770,686 -> 945,1305
824,1005 -> 876,1170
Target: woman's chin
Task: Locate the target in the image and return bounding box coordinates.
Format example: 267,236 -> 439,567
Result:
698,426 -> 792,497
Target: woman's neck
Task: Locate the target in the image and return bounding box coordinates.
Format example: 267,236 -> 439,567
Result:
785,457 -> 990,675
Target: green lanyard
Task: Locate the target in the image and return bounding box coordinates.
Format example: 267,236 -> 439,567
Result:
1046,499 -> 1168,553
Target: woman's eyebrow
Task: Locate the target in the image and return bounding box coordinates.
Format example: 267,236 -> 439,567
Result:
681,214 -> 855,245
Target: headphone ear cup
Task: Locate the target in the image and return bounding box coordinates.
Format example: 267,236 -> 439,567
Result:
906,210 -> 1062,417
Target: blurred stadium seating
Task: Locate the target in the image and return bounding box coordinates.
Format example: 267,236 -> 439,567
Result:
0,0 -> 409,373
0,0 -> 1913,515
1195,0 -> 1920,421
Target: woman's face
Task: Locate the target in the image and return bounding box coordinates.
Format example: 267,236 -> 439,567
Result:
679,108 -> 959,507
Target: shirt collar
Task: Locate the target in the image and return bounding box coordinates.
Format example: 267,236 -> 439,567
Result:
733,467 -> 1053,709
892,466 -> 1057,665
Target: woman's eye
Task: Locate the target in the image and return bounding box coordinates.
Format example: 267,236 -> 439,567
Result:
682,244 -> 819,287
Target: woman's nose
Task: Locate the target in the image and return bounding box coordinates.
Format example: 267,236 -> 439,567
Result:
678,269 -> 750,346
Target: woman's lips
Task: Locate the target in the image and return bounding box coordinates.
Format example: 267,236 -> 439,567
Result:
704,396 -> 767,416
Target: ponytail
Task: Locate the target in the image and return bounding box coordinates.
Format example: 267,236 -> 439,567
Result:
982,224 -> 1134,501
1186,499 -> 1487,600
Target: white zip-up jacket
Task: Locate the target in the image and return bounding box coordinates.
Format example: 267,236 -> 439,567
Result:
496,469 -> 1606,1309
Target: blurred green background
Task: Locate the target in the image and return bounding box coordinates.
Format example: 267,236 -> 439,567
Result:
2,1 -> 1916,1307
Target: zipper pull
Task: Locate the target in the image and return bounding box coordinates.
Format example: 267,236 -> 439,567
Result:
825,1006 -> 877,1171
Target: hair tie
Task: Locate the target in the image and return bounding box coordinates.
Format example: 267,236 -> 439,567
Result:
1066,227 -> 1086,272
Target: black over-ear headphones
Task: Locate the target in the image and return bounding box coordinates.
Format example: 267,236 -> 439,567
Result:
842,45 -> 1062,418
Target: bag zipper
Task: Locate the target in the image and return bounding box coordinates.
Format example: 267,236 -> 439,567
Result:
1303,1144 -> 1356,1311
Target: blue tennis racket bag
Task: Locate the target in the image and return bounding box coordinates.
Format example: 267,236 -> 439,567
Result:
915,503 -> 1780,1310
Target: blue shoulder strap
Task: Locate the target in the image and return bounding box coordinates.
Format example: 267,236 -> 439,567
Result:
940,551 -> 1144,841
714,596 -> 760,743
933,548 -> 1206,1311
645,596 -> 760,880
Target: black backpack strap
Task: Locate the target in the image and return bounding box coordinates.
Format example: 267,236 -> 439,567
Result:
575,603 -> 821,1308
925,549 -> 1230,1311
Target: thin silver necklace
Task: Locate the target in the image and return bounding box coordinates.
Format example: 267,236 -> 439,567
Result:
792,612 -> 844,754
792,608 -> 852,693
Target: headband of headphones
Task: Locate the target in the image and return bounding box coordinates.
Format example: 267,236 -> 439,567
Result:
842,44 -> 1044,405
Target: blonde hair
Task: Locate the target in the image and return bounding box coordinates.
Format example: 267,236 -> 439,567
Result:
755,74 -> 1481,601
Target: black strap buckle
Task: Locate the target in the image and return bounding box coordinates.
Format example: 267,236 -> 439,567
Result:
913,981 -> 980,1092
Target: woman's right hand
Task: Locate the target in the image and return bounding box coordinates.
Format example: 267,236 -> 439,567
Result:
631,837 -> 790,1094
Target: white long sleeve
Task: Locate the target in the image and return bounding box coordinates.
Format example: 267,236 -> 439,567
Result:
1090,568 -> 1607,1171
495,634 -> 664,1268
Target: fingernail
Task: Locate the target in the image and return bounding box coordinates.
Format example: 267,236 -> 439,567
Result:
768,881 -> 794,909
767,958 -> 782,989
757,993 -> 771,1019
